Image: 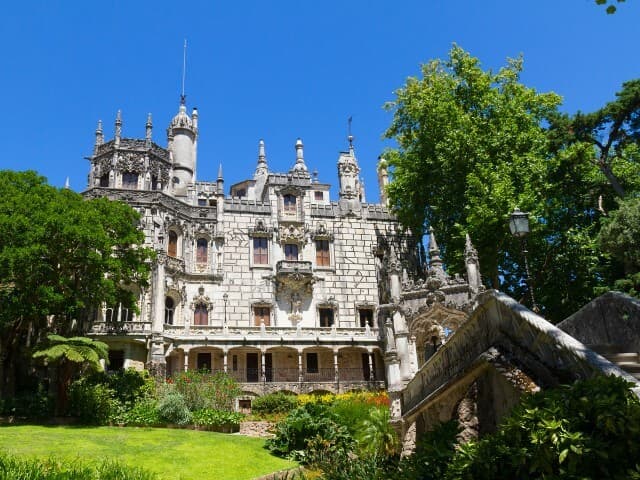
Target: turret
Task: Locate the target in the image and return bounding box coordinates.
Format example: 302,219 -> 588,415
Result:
337,136 -> 361,200
167,98 -> 198,196
114,110 -> 122,148
94,120 -> 104,155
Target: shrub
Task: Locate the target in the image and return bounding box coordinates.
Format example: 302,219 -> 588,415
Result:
169,370 -> 241,412
192,408 -> 244,431
118,398 -> 161,427
69,379 -> 118,424
103,369 -> 155,405
252,392 -> 298,415
0,385 -> 53,418
157,391 -> 191,425
266,403 -> 353,461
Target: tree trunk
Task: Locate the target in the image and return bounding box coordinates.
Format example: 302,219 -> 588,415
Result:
599,159 -> 626,198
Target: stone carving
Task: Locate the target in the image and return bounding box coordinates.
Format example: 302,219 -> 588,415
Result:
190,286 -> 213,311
278,224 -> 307,245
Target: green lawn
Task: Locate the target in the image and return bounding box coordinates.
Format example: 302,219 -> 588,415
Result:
0,425 -> 295,480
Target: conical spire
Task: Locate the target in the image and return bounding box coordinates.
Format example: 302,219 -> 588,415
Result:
427,226 -> 447,283
64,177 -> 70,189
217,163 -> 223,180
465,234 -> 478,263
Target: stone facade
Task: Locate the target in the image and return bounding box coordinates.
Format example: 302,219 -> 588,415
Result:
84,100 -> 481,401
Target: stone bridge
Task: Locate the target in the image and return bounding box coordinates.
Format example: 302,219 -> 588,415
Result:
394,290 -> 640,453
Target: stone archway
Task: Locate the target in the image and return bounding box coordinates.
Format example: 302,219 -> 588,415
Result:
408,303 -> 468,367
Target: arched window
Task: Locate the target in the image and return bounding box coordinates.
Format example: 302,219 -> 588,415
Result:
99,173 -> 110,187
165,297 -> 175,325
194,304 -> 208,326
196,238 -> 208,264
283,194 -> 297,213
168,231 -> 178,257
122,172 -> 139,189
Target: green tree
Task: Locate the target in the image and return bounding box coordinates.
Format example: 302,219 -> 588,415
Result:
0,170 -> 153,398
596,0 -> 627,14
598,196 -> 640,296
357,407 -> 400,457
383,47 -> 638,320
33,334 -> 109,414
383,45 -> 560,293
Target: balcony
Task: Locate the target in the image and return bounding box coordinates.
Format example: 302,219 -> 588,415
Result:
90,321 -> 152,335
275,260 -> 314,294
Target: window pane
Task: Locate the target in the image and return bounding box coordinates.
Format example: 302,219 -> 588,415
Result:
314,191 -> 323,201
254,306 -> 270,326
196,238 -> 208,263
285,244 -> 298,261
283,194 -> 296,212
122,172 -> 138,189
253,237 -> 268,264
359,309 -> 373,327
306,353 -> 318,373
194,305 -> 208,326
319,308 -> 334,327
316,240 -> 330,266
168,231 -> 178,257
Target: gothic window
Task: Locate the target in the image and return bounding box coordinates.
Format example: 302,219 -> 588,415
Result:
151,175 -> 159,190
122,172 -> 138,189
283,194 -> 297,213
168,231 -> 178,257
319,308 -> 334,327
315,240 -> 330,266
197,198 -> 207,206
165,297 -> 175,325
314,191 -> 323,201
306,352 -> 319,373
284,243 -> 298,261
100,173 -> 110,187
254,306 -> 270,326
253,237 -> 269,264
359,308 -> 374,328
196,238 -> 208,264
193,304 -> 208,326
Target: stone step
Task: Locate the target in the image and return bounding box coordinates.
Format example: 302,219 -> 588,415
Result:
615,362 -> 640,373
588,344 -> 626,354
601,352 -> 640,363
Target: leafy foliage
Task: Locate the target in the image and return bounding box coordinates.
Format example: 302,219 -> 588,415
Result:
446,375 -> 640,479
357,407 -> 400,457
191,408 -> 244,431
0,170 -> 153,398
596,0 -> 628,14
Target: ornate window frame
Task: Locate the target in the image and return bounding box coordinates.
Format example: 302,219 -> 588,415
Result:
248,219 -> 272,269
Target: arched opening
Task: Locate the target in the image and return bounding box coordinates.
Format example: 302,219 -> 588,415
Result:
165,297 -> 175,325
122,172 -> 138,189
99,173 -> 109,187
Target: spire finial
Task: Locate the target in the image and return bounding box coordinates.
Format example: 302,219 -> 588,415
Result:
428,226 -> 441,260
114,110 -> 122,146
258,139 -> 266,163
94,120 -> 104,153
64,177 -> 70,189
347,116 -> 354,152
145,113 -> 153,144
180,39 -> 187,105
291,138 -> 308,173
217,163 -> 223,180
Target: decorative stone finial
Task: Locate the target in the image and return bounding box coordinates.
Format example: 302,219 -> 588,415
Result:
255,139 -> 268,177
291,138 -> 308,172
465,234 -> 478,263
145,113 -> 153,145
64,177 -> 70,189
377,156 -> 389,206
114,110 -> 122,146
94,120 -> 104,153
217,163 -> 223,181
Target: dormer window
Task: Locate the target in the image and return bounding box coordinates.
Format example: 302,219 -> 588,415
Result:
283,194 -> 297,213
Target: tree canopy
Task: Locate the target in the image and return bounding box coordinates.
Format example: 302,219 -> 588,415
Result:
383,46 -> 640,321
0,170 -> 153,396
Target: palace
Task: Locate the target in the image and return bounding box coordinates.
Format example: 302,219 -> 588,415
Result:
84,98 -> 482,400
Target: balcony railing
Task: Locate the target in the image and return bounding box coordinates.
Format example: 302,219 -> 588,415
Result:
203,367 -> 385,384
162,324 -> 378,338
276,260 -> 313,275
90,321 -> 152,334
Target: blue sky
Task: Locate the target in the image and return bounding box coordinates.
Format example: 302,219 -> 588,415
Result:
1,1 -> 638,202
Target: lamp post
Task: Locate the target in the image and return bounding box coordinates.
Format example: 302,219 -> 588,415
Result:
509,208 -> 539,313
222,293 -> 228,329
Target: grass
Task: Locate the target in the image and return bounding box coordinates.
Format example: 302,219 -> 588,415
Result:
0,425 -> 295,480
